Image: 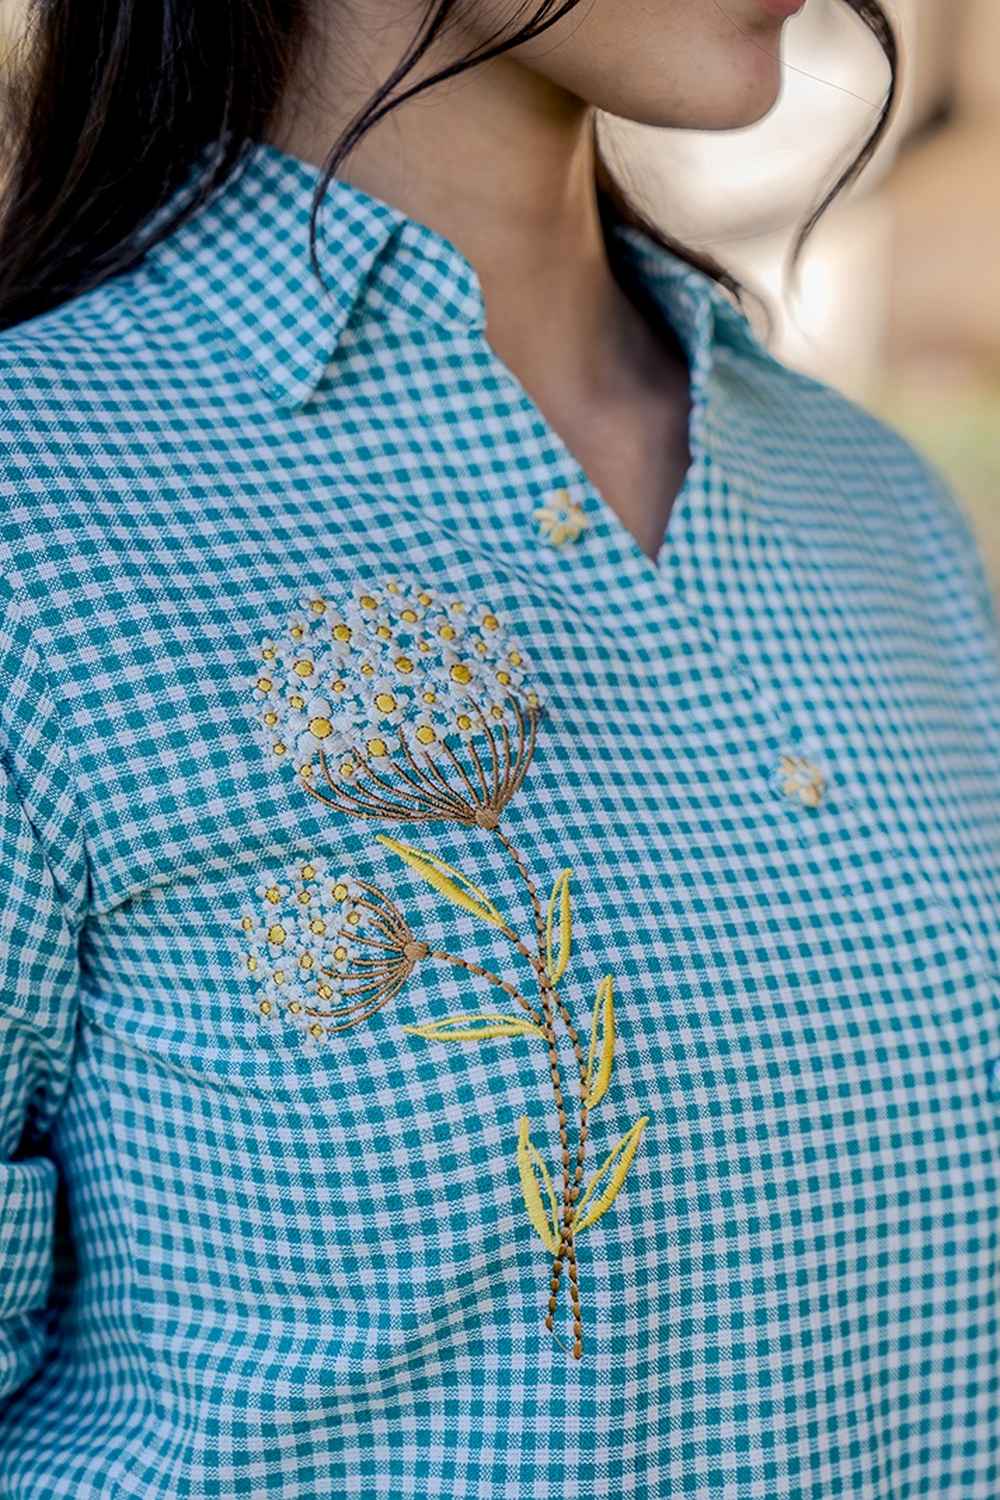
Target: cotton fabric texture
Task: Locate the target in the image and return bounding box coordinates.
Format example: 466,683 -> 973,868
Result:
0,139 -> 999,1499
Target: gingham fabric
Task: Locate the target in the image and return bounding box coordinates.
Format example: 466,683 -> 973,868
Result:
0,138 -> 998,1500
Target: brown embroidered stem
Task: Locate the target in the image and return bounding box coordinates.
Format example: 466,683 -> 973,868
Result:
306,760 -> 430,822
546,1012 -> 590,1358
495,826 -> 586,1359
493,716 -> 514,803
478,712 -> 503,804
465,729 -> 493,807
337,952 -> 404,970
303,970 -> 410,1030
506,697 -> 538,803
396,735 -> 479,823
438,736 -> 485,811
372,747 -> 466,816
416,739 -> 472,802
352,898 -> 409,943
308,748 -> 470,824
534,982 -> 580,1351
426,951 -> 544,1029
354,754 -> 464,819
339,929 -> 400,954
432,909 -> 575,1303
321,960 -> 398,982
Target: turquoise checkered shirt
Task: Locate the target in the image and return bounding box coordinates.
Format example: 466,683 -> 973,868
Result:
1,138 -> 999,1498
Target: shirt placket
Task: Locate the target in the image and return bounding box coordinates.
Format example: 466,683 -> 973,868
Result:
482,342 -> 841,859
337,187 -> 834,828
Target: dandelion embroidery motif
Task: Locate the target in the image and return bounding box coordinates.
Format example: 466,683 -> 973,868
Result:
240,577 -> 649,1360
240,864 -> 427,1038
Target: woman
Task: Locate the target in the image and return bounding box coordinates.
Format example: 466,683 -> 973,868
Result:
0,2 -> 997,1496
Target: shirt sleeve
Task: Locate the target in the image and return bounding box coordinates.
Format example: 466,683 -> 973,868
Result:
966,520 -> 1000,642
0,581 -> 87,1401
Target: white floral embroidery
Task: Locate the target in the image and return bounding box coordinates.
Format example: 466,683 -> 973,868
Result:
533,488 -> 589,547
239,856 -> 425,1040
248,577 -> 541,806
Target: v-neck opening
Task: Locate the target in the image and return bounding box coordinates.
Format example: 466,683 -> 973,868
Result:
467,276 -> 718,620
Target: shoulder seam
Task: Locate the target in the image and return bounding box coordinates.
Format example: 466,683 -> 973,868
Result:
0,573 -> 93,930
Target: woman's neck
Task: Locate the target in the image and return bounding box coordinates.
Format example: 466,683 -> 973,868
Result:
267,16 -> 657,404
267,10 -> 695,560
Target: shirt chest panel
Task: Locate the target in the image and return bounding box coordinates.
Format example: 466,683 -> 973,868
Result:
5,138 -> 1000,1498
669,422 -> 1000,964
43,518 -> 998,1370
33,465 -> 996,945
77,788 -> 999,1387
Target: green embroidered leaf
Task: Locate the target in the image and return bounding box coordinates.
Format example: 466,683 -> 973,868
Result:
403,1011 -> 545,1042
584,976 -> 616,1110
516,1116 -> 561,1254
376,835 -> 512,935
573,1116 -> 649,1234
545,868 -> 573,983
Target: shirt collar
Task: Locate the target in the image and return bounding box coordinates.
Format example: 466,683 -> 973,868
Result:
145,137 -> 753,410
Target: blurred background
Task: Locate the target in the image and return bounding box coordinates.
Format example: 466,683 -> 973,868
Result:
1,0 -> 997,592
610,0 -> 1000,594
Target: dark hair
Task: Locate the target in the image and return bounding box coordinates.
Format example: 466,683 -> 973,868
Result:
0,0 -> 897,332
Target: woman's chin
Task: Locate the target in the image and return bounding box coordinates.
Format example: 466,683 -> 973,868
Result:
622,73 -> 784,134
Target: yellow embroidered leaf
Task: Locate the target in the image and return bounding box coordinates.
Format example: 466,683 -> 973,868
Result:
584,976 -> 616,1110
545,868 -> 573,983
516,1116 -> 561,1254
403,1011 -> 545,1042
573,1116 -> 650,1234
376,835 -> 512,934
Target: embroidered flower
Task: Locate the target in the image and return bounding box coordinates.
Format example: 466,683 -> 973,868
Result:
248,577 -> 542,831
238,857 -> 428,1038
778,753 -> 826,808
533,488 -> 589,547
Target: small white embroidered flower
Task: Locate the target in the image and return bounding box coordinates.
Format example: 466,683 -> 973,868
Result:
324,615 -> 357,663
440,656 -> 486,705
285,614 -> 312,645
364,675 -> 410,726
409,715 -> 444,754
778,754 -> 826,808
534,488 -> 589,548
348,584 -> 391,638
427,618 -> 468,657
299,591 -> 329,619
384,580 -> 431,625
255,879 -> 286,902
362,733 -> 394,764
452,705 -> 486,739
